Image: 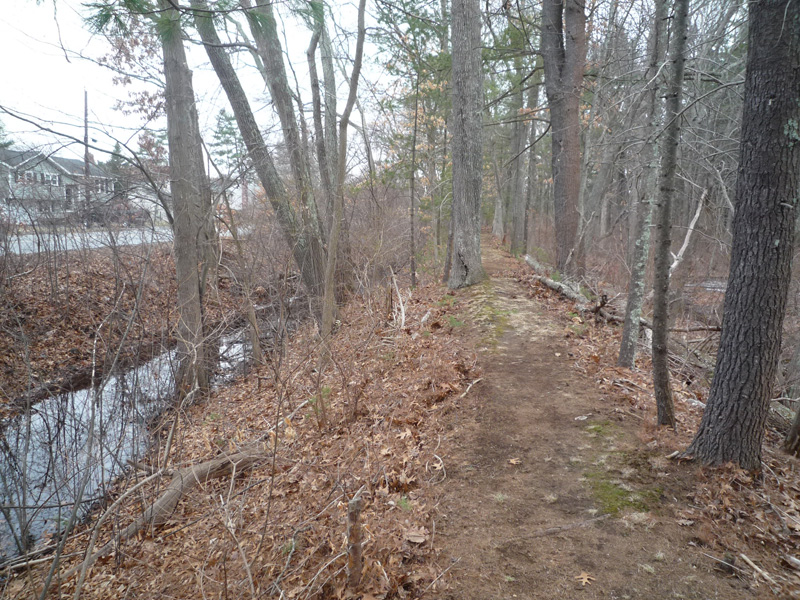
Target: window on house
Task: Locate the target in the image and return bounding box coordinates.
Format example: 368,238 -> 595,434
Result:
65,186 -> 74,208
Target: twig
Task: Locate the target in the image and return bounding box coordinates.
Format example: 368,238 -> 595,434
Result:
458,378 -> 482,399
700,552 -> 747,575
739,553 -> 778,587
421,557 -> 461,595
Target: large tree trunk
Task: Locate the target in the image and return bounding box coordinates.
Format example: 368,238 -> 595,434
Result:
651,0 -> 690,428
192,2 -> 326,299
448,0 -> 485,289
687,0 -> 800,469
617,0 -> 666,368
159,0 -> 211,396
541,0 -> 586,274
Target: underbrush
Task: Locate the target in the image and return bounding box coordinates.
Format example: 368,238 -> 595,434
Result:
9,278 -> 480,599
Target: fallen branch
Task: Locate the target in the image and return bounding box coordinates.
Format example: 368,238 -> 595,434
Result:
63,447 -> 267,580
739,553 -> 779,587
524,255 -> 635,325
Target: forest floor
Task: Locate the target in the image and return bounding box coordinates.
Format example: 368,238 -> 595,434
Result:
426,241 -> 793,599
5,237 -> 800,599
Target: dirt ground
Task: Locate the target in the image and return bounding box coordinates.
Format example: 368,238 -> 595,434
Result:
426,243 -> 774,600
7,239 -> 796,599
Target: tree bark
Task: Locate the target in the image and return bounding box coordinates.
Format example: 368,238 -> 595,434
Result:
541,0 -> 586,274
159,0 -> 211,396
307,20 -> 334,220
239,0 -> 322,236
448,0 -> 485,289
617,0 -> 666,368
509,59 -> 529,256
319,0 -> 366,368
409,75 -> 420,287
687,0 -> 800,468
651,0 -> 690,428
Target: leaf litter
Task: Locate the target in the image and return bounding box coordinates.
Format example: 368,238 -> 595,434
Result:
6,239 -> 800,598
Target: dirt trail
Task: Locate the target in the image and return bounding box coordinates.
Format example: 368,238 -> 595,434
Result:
429,242 -> 762,599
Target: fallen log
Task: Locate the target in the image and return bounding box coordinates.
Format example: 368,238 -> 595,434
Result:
522,255 -> 713,377
523,255 -> 618,322
65,399 -> 309,584
64,447 -> 266,581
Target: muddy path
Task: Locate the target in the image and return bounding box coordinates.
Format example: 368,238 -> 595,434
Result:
428,242 -> 765,599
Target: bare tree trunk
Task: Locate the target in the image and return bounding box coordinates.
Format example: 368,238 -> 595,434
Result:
491,135 -> 506,240
687,0 -> 800,468
319,0 -> 366,357
320,21 -> 340,220
652,0 -> 690,428
541,0 -> 586,274
192,2 -> 326,299
307,21 -> 335,216
509,61 -> 529,256
448,0 -> 485,288
617,0 -> 666,368
160,0 -> 210,395
524,74 -> 541,253
239,0 -> 322,237
409,75 -> 420,287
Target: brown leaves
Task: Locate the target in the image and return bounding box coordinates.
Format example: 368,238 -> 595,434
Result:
404,527 -> 428,544
34,278 -> 478,599
574,571 -> 595,586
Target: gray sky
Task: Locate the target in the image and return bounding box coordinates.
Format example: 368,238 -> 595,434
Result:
0,0 -> 384,167
0,1 -> 124,159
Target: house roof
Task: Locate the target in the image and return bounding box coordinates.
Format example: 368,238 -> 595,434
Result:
0,148 -> 42,168
0,147 -> 110,178
50,156 -> 108,178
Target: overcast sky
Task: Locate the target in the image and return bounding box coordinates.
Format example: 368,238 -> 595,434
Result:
0,0 -> 380,166
0,1 -> 126,159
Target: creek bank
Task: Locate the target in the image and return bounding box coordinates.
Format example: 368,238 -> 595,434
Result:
0,286 -> 310,563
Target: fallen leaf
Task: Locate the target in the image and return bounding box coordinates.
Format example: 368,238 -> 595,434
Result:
677,519 -> 695,526
575,572 -> 595,586
405,527 -> 427,544
508,458 -> 522,465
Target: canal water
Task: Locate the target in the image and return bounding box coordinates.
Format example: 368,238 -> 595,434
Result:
0,332 -> 250,561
